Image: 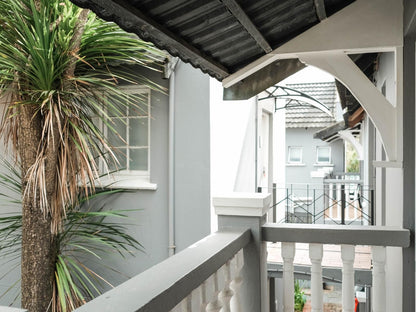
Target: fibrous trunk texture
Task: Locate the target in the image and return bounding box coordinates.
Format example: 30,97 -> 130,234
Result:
20,104 -> 57,312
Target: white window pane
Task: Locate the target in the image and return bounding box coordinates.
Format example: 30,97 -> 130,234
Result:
108,99 -> 128,117
130,100 -> 149,117
317,147 -> 330,163
289,147 -> 302,163
129,148 -> 148,170
107,118 -> 126,147
129,118 -> 148,146
108,148 -> 127,171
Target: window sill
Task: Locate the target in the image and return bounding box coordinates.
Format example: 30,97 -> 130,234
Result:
96,175 -> 157,190
286,163 -> 306,167
313,163 -> 334,167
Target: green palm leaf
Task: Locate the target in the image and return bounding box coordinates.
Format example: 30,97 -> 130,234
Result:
0,159 -> 143,311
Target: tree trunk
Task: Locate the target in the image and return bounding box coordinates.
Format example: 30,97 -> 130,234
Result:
20,104 -> 56,312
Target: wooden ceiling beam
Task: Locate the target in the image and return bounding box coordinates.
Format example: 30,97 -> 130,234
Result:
221,0 -> 272,53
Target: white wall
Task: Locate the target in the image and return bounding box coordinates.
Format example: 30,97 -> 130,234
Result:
210,78 -> 257,231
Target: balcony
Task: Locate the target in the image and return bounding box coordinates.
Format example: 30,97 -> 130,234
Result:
14,193 -> 406,312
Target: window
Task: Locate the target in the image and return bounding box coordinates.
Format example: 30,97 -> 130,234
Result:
288,147 -> 303,164
316,146 -> 331,164
106,87 -> 150,173
96,86 -> 156,189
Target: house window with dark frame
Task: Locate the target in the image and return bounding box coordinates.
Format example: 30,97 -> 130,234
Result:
316,146 -> 331,164
288,146 -> 303,164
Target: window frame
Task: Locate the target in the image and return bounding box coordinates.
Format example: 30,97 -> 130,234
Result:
287,146 -> 303,164
316,146 -> 331,165
96,85 -> 156,190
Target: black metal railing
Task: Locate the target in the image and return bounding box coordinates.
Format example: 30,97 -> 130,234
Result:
258,182 -> 374,226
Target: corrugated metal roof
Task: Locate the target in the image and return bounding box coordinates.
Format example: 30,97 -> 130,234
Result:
285,82 -> 339,128
71,0 -> 355,80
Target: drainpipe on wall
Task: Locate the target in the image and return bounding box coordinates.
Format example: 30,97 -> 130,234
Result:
166,57 -> 179,257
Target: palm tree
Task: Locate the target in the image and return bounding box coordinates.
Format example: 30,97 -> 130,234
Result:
0,0 -> 164,311
0,159 -> 144,312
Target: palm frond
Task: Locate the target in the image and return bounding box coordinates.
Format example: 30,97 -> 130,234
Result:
0,159 -> 143,312
0,0 -> 166,233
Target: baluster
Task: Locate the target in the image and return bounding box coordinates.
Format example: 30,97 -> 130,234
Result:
230,249 -> 244,312
329,183 -> 334,218
341,245 -> 355,312
372,246 -> 386,312
336,184 -> 341,219
218,261 -> 233,312
282,242 -> 295,312
309,243 -> 323,312
206,270 -> 224,312
199,280 -> 209,312
171,295 -> 191,312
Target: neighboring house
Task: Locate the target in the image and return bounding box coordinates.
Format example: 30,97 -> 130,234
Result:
285,82 -> 344,184
282,82 -> 345,224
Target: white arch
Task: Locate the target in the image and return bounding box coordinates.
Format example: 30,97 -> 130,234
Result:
299,52 -> 397,161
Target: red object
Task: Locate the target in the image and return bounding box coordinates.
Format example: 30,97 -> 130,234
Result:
355,297 -> 359,312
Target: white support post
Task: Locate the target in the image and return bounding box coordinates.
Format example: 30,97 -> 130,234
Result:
341,245 -> 356,312
309,244 -> 323,312
213,193 -> 271,312
372,246 -> 386,312
281,242 -> 296,312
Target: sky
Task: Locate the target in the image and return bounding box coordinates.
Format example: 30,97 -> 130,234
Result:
281,65 -> 335,84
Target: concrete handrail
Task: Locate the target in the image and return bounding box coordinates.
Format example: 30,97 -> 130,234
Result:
261,223 -> 411,247
74,230 -> 250,312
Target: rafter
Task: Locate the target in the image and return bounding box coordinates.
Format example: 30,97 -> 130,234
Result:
221,0 -> 272,53
314,0 -> 327,21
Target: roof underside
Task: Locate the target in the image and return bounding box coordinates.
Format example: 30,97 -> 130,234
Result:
70,0 -> 355,81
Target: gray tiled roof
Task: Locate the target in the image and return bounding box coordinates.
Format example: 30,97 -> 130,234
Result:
285,82 -> 338,128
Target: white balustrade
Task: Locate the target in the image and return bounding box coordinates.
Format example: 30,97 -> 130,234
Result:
199,281 -> 209,312
205,271 -> 223,312
309,243 -> 323,312
169,249 -> 246,312
281,242 -> 295,312
230,249 -> 244,312
372,246 -> 386,312
218,261 -> 233,312
171,296 -> 191,312
341,245 -> 355,312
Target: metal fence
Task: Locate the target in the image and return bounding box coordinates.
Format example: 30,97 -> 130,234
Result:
258,180 -> 374,226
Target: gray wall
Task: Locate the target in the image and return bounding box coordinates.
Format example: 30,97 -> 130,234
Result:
286,128 -> 344,186
173,61 -> 211,252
